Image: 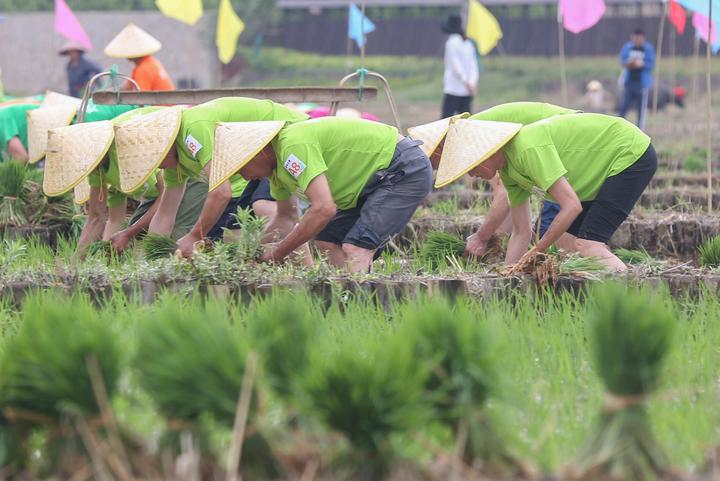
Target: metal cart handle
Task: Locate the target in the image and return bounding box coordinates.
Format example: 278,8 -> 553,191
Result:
77,71 -> 140,123
330,70 -> 402,131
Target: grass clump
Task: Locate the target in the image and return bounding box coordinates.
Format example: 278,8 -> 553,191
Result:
398,298 -> 524,475
0,293 -> 121,473
141,233 -> 176,260
569,283 -> 676,481
419,231 -> 465,270
248,292 -> 317,401
698,235 -> 720,268
303,337 -> 430,480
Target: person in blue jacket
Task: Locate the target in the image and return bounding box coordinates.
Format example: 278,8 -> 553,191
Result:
618,28 -> 656,130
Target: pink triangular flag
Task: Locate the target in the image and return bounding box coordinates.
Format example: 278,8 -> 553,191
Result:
693,11 -> 718,45
559,0 -> 606,34
54,0 -> 93,50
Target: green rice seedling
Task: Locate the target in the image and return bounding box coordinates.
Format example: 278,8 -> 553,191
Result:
418,230 -> 465,270
614,247 -> 653,265
698,236 -> 720,268
0,293 -> 121,472
86,240 -> 113,257
136,296 -> 282,478
303,336 -> 431,480
141,233 -> 177,261
559,254 -> 607,276
0,238 -> 27,267
226,206 -> 268,262
398,297 -> 523,474
248,291 -> 317,400
570,283 -> 676,481
0,161 -> 32,226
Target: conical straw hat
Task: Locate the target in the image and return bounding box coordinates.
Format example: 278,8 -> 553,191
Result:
209,121 -> 286,192
43,121 -> 114,197
435,119 -> 522,189
26,105 -> 78,164
115,107 -> 182,193
104,23 -> 162,58
74,178 -> 91,205
407,113 -> 469,158
41,91 -> 82,108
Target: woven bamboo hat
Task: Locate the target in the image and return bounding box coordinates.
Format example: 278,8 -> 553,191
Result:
104,23 -> 162,59
407,113 -> 469,158
41,91 -> 82,108
209,121 -> 286,192
435,119 -> 522,189
115,107 -> 182,193
74,178 -> 91,205
43,121 -> 114,197
26,105 -> 78,164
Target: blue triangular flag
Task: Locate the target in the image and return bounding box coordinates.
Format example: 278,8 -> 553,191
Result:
348,3 -> 375,49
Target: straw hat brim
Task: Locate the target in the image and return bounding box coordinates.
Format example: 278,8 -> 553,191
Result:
41,91 -> 82,108
407,113 -> 469,158
27,105 -> 78,164
115,107 -> 182,193
104,23 -> 162,58
434,119 -> 522,189
43,121 -> 114,197
209,121 -> 286,192
74,178 -> 91,205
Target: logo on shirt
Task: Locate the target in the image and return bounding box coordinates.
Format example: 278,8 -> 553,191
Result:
284,154 -> 306,179
185,134 -> 203,158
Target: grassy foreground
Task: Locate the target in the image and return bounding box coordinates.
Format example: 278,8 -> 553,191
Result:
0,285 -> 718,475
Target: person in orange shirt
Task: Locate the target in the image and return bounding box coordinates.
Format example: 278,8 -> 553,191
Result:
104,23 -> 175,91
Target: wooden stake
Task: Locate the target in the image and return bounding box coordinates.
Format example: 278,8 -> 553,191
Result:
706,0 -> 714,212
558,13 -> 568,105
225,353 -> 258,481
670,27 -> 677,92
653,0 -> 669,114
693,34 -> 701,105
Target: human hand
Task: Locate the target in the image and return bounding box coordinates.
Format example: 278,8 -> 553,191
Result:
110,230 -> 133,253
259,246 -> 284,265
464,233 -> 488,259
175,233 -> 201,259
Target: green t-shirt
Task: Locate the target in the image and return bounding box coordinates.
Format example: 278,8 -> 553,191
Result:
165,97 -> 310,197
499,113 -> 651,207
81,101 -> 137,123
88,106 -> 162,207
470,102 -> 577,125
0,103 -> 40,150
270,117 -> 399,210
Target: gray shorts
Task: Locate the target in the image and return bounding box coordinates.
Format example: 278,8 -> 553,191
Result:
129,179 -> 208,240
315,137 -> 433,250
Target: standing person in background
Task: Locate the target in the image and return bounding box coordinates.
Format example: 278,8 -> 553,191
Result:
60,41 -> 101,98
104,23 -> 175,91
441,15 -> 479,118
618,28 -> 655,130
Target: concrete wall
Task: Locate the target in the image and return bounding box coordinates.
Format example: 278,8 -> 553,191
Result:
0,11 -> 220,95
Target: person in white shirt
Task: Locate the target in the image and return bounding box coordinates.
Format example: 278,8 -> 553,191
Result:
441,15 -> 479,118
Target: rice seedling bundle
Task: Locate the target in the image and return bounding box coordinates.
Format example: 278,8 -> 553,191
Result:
86,240 -> 113,258
559,254 -> 607,277
613,248 -> 653,265
0,293 -> 121,421
228,207 -> 268,262
135,299 -> 248,425
0,161 -> 33,226
302,337 -> 430,479
698,236 -> 720,268
248,292 -> 316,400
141,233 -> 177,261
569,283 -> 675,481
419,231 -> 465,269
398,298 -> 522,473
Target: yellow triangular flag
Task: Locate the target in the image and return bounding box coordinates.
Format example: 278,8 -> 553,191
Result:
466,0 -> 503,56
216,0 -> 245,64
156,0 -> 203,26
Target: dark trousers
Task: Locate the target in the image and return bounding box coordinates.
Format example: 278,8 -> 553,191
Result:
442,93 -> 473,118
618,82 -> 649,130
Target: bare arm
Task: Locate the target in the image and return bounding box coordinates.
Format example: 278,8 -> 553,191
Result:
535,178 -> 582,253
267,175 -> 336,262
148,182 -> 186,236
7,137 -> 28,163
504,201 -> 532,265
77,185 -> 108,254
186,164 -> 232,241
